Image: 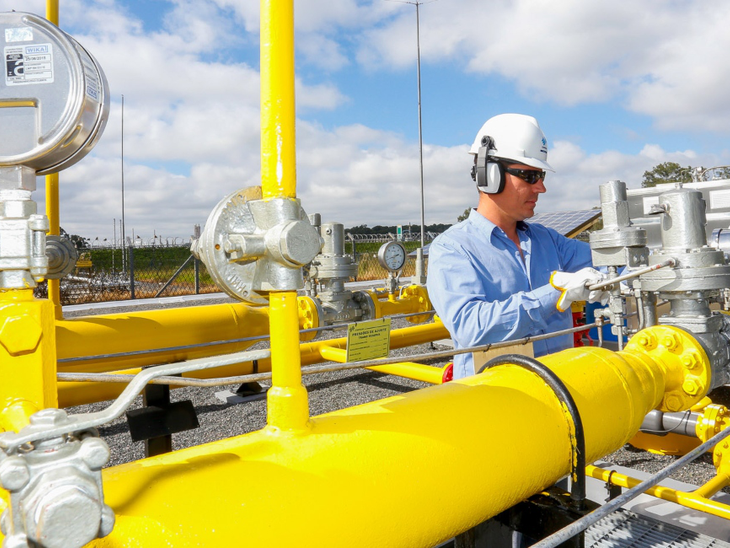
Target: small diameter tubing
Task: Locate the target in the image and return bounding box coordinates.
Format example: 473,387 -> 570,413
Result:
587,259 -> 676,291
531,423 -> 730,548
0,348 -> 271,451
58,310 -> 437,364
58,322 -> 600,387
477,354 -> 586,507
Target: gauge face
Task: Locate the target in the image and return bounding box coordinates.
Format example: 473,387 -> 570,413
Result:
377,241 -> 406,272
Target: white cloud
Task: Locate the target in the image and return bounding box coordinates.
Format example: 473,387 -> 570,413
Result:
8,0 -> 730,245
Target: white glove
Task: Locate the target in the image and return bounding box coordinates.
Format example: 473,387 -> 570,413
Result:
550,267 -> 610,312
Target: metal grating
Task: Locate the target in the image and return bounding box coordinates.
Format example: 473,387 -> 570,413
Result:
587,509 -> 730,548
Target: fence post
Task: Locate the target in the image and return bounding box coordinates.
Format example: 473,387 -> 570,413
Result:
127,238 -> 136,300
194,258 -> 200,294
193,224 -> 201,294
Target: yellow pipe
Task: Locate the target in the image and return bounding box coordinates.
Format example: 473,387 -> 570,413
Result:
368,362 -> 449,384
318,345 -> 449,384
55,319 -> 450,406
586,465 -> 730,520
260,0 -> 296,200
267,292 -> 309,431
694,473 -> 730,499
45,1 -> 62,318
80,326 -> 708,547
0,290 -> 57,432
56,303 -> 272,373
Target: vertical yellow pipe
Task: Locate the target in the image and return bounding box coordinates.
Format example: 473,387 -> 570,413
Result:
260,0 -> 296,200
45,0 -> 62,318
267,292 -> 309,431
260,0 -> 308,431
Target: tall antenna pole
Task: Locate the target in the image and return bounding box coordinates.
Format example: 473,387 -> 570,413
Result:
415,0 -> 425,251
121,94 -> 127,275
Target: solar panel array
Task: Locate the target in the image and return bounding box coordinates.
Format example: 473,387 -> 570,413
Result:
530,209 -> 601,237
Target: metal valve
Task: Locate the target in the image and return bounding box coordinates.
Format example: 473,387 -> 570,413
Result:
0,409 -> 115,548
192,186 -> 323,304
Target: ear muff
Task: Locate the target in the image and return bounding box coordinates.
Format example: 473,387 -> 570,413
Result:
471,136 -> 505,194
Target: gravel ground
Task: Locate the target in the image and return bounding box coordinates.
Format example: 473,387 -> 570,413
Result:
64,296 -> 730,493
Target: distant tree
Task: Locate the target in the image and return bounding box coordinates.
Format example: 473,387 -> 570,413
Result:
641,162 -> 692,188
457,208 -> 471,222
69,234 -> 89,249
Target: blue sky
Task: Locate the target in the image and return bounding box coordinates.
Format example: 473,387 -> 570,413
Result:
3,0 -> 730,242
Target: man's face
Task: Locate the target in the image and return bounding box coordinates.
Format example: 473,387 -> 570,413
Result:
491,162 -> 547,222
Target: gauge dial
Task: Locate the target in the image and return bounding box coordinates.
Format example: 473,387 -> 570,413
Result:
377,241 -> 407,272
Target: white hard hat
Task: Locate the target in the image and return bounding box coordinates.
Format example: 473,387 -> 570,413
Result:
469,113 -> 554,172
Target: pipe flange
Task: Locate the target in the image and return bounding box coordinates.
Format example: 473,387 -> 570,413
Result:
399,284 -> 432,324
625,326 -> 712,412
45,235 -> 79,279
297,296 -> 321,342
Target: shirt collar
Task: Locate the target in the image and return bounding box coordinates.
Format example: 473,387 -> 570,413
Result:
467,208 -> 531,235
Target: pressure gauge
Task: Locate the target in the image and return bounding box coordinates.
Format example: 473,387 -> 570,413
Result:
377,241 -> 406,272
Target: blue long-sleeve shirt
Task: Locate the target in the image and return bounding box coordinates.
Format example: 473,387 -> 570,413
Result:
426,209 -> 592,379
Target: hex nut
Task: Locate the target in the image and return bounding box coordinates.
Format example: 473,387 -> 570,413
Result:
278,220 -> 323,266
0,456 -> 30,491
29,408 -> 68,428
664,394 -> 683,412
27,485 -> 102,548
681,351 -> 699,370
78,438 -> 110,471
682,378 -> 700,396
661,333 -> 679,351
0,315 -> 42,356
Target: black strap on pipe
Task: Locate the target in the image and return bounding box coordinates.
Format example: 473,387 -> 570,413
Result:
477,354 -> 586,507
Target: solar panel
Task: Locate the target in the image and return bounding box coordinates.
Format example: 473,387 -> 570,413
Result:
530,209 -> 601,237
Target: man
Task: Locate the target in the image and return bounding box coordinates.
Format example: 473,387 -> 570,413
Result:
427,113 -> 607,379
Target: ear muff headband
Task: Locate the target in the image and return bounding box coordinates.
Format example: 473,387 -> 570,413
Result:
471,136 -> 505,194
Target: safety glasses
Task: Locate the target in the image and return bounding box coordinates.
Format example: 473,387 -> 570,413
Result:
504,166 -> 546,185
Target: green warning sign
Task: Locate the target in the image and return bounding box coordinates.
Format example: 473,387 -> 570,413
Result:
346,318 -> 392,362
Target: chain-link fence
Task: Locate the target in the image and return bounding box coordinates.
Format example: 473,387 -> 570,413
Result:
33,237 -> 438,305
35,244 -> 219,305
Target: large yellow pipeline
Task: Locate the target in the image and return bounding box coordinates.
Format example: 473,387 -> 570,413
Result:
82,326 -> 709,547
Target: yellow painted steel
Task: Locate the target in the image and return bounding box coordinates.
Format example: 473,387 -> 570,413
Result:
366,285 -> 432,321
368,362 -> 449,384
55,319 -> 451,406
260,0 -> 295,200
0,290 -> 57,432
45,0 -> 62,318
267,292 -> 309,431
586,465 -> 730,520
80,326 -> 711,547
55,303 -> 273,373
318,344 -> 449,384
259,0 -> 309,432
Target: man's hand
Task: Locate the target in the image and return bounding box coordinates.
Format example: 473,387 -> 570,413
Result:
550,267 -> 610,312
